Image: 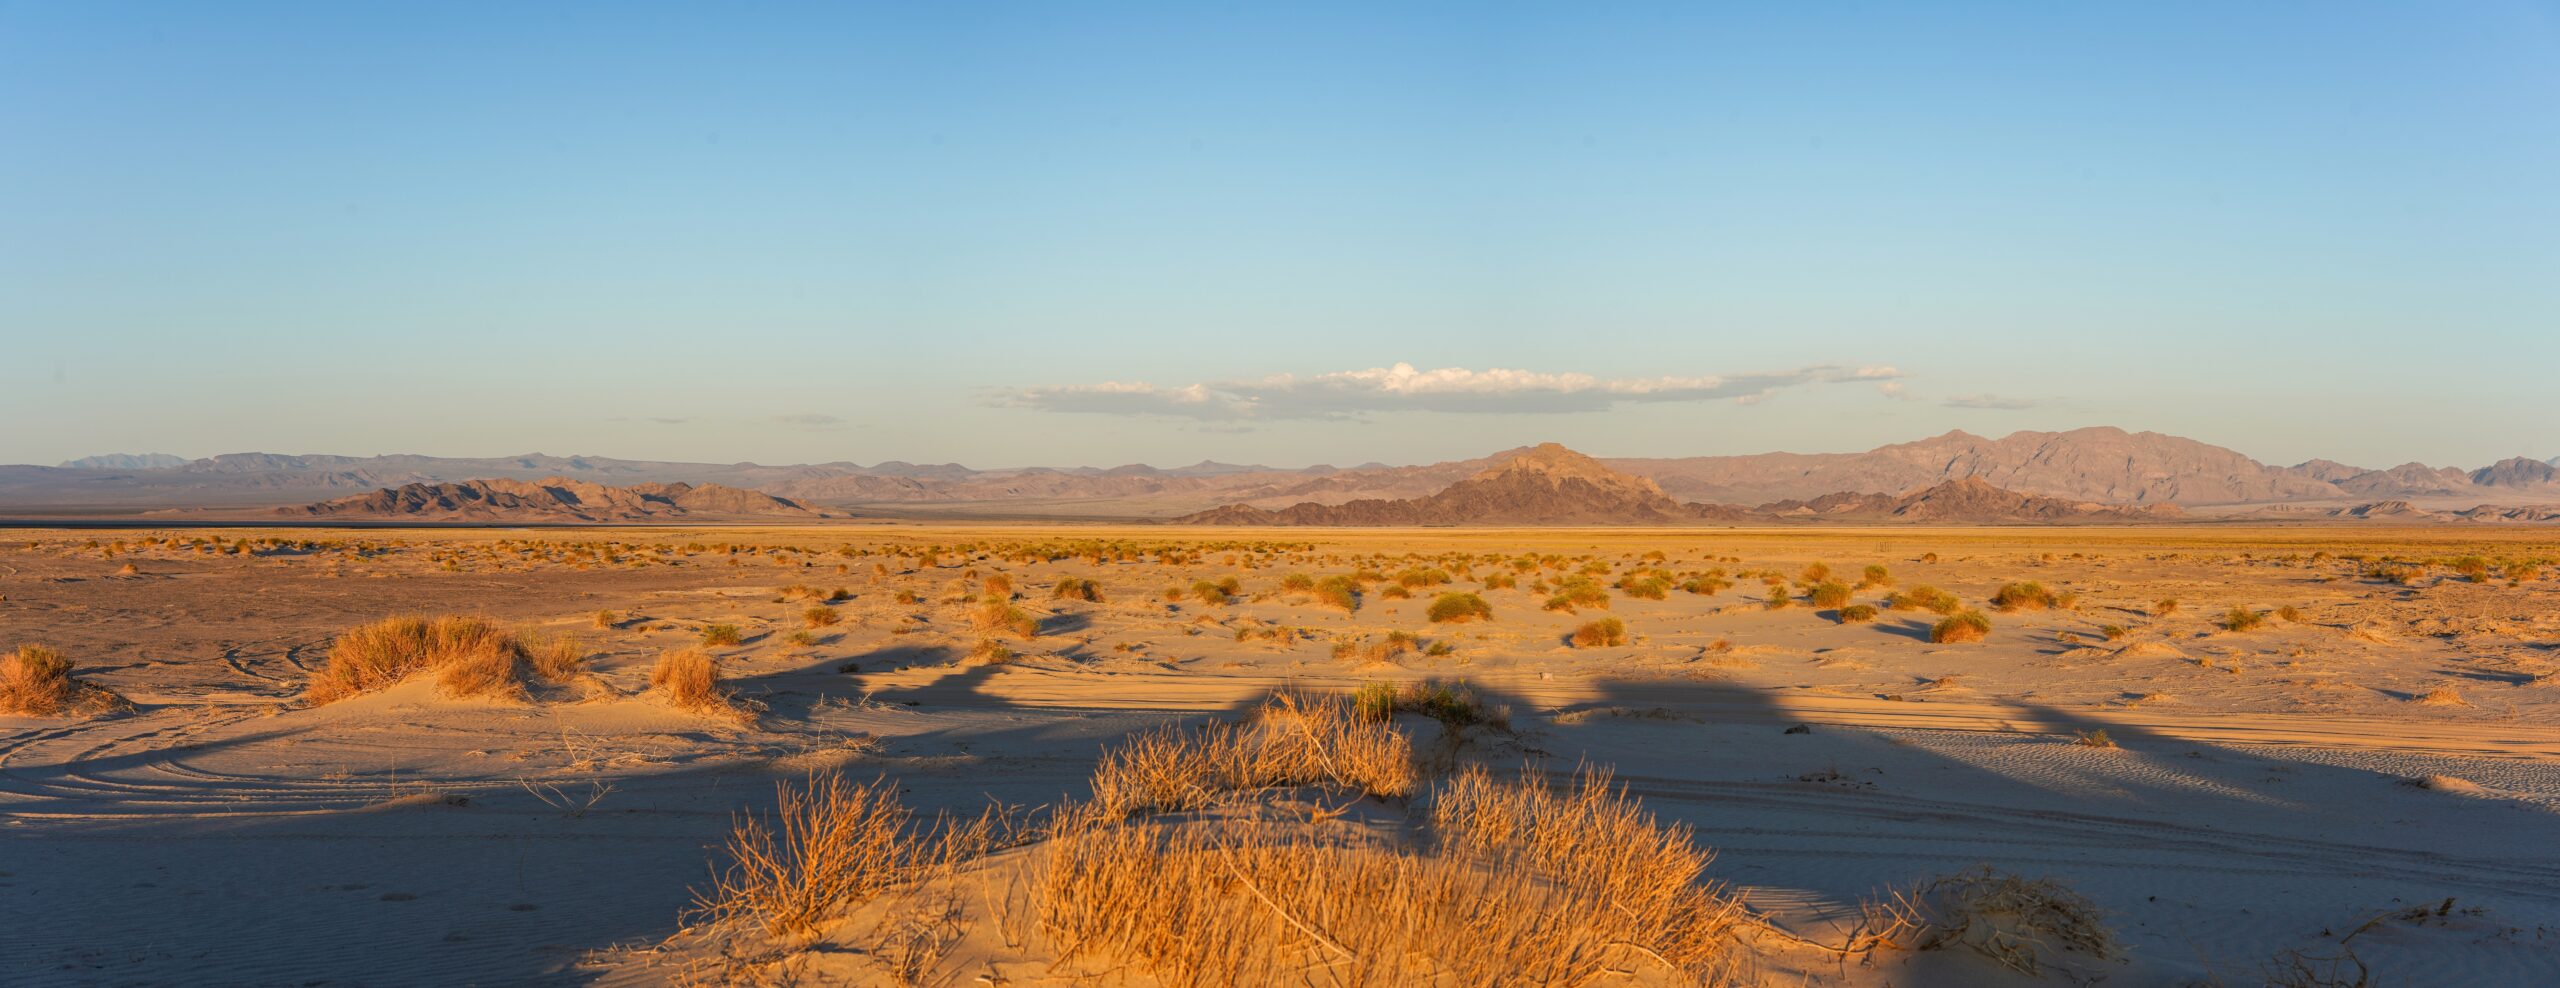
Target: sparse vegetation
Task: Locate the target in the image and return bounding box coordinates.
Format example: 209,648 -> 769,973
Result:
1571,617 -> 1628,647
1930,609 -> 1993,644
2221,606 -> 2265,632
0,644 -> 131,717
701,623 -> 744,647
304,615 -> 575,704
1990,581 -> 2058,611
1837,604 -> 1878,623
1425,591 -> 1493,623
1886,585 -> 1962,615
1808,581 -> 1853,608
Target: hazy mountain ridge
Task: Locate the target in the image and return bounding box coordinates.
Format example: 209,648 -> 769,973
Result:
280,477 -> 822,523
19,428 -> 2559,516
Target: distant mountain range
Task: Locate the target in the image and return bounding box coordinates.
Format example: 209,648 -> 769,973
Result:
9,427 -> 2557,521
279,478 -> 824,523
1177,445 -> 2181,526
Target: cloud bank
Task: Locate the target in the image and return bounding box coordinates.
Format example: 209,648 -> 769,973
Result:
998,362 -> 1904,421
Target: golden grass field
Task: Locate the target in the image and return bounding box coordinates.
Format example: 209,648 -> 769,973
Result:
3,524 -> 2556,987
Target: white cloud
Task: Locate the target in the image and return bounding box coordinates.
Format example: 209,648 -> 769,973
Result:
1941,393 -> 2038,410
997,362 -> 1907,420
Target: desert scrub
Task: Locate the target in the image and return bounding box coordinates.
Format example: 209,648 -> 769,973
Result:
650,647 -> 743,717
970,599 -> 1041,639
1860,564 -> 1892,587
1481,571 -> 1518,590
1051,576 -> 1105,602
700,623 -> 744,647
1990,581 -> 2058,611
1191,577 -> 1241,605
1616,571 -> 1674,600
1681,575 -> 1733,595
1571,617 -> 1628,647
801,606 -> 840,629
1426,592 -> 1493,624
1836,604 -> 1878,624
2099,624 -> 2130,641
0,644 -> 131,717
1886,585 -> 1961,615
305,616 -> 574,704
2220,607 -> 2265,632
1930,609 -> 1993,644
1807,581 -> 1853,608
1543,577 -> 1610,613
1312,574 -> 1363,613
2153,597 -> 2179,616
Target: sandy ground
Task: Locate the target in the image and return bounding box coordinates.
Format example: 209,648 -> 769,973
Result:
2,525 -> 2556,987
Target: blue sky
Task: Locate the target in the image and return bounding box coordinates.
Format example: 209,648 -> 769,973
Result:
4,2 -> 2555,469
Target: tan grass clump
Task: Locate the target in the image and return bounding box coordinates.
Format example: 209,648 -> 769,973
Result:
1930,609 -> 1993,644
1051,577 -> 1105,602
1424,591 -> 1492,623
1990,581 -> 2058,611
969,600 -> 1040,639
1858,866 -> 2116,977
1040,764 -> 1747,987
305,616 -> 551,705
693,773 -> 997,943
1807,581 -> 1854,608
1087,692 -> 1415,818
1570,617 -> 1628,647
0,644 -> 132,718
1836,604 -> 1879,624
650,647 -> 744,718
1886,585 -> 1961,614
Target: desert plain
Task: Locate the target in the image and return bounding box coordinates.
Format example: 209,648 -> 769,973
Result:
3,524 -> 2556,987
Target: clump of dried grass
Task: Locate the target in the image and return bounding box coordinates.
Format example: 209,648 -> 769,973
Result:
1570,617 -> 1628,647
1088,692 -> 1414,818
691,774 -> 999,944
1930,609 -> 1993,644
652,647 -> 748,720
1041,763 -> 1747,987
969,600 -> 1040,639
305,615 -> 571,705
1849,866 -> 2114,976
0,644 -> 132,718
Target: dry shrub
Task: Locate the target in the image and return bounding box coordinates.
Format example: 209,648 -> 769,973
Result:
1990,581 -> 2058,611
1313,575 -> 1362,613
1931,609 -> 1993,644
1424,591 -> 1492,623
1886,585 -> 1961,614
693,774 -> 998,944
969,600 -> 1040,639
1542,578 -> 1611,613
1807,581 -> 1853,608
1051,577 -> 1105,602
701,623 -> 745,647
1041,765 -> 1746,988
0,644 -> 131,717
651,647 -> 743,718
802,606 -> 841,629
1862,866 -> 2115,977
2221,606 -> 2266,632
306,616 -> 533,704
1570,617 -> 1627,647
523,634 -> 586,682
2413,685 -> 2470,707
1087,692 -> 1414,819
1837,604 -> 1879,623
982,573 -> 1013,598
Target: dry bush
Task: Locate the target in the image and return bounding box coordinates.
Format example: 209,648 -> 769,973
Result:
701,623 -> 745,647
693,774 -> 998,944
1990,581 -> 2058,611
1087,692 -> 1415,818
651,647 -> 744,718
1808,581 -> 1853,608
306,616 -> 535,704
1051,577 -> 1105,602
969,600 -> 1040,639
2276,604 -> 2304,623
1864,866 -> 2115,977
1312,575 -> 1362,613
1424,592 -> 1492,624
1681,575 -> 1733,595
1041,765 -> 1747,988
524,634 -> 587,682
1542,577 -> 1611,613
2221,606 -> 2266,632
1886,585 -> 1961,614
983,573 -> 1013,598
2154,597 -> 2180,616
2099,624 -> 2130,641
1837,604 -> 1879,624
593,609 -> 619,630
0,644 -> 132,717
802,606 -> 841,629
1861,564 -> 1892,587
1931,609 -> 1993,644
1570,617 -> 1628,647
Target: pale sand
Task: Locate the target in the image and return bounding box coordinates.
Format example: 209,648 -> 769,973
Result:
2,526 -> 2555,986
